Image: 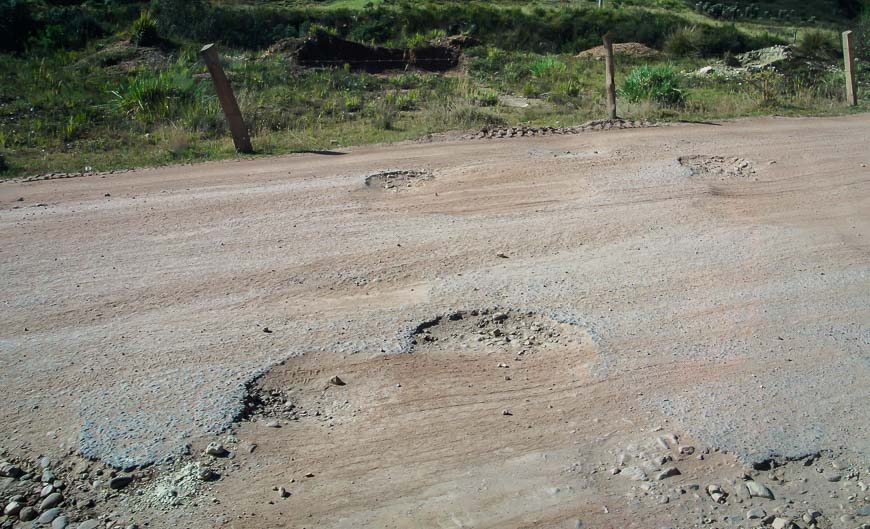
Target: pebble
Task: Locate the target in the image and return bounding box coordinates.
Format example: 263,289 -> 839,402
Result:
502,409 -> 513,416
621,467 -> 648,481
0,462 -> 23,478
265,420 -> 281,428
679,446 -> 695,456
77,521 -> 100,529
656,467 -> 681,480
205,442 -> 228,457
492,312 -> 508,322
52,515 -> 69,529
3,501 -> 21,516
746,480 -> 775,500
198,467 -> 219,482
747,508 -> 766,519
40,492 -> 63,510
857,505 -> 870,516
707,484 -> 726,503
41,484 -> 54,497
329,375 -> 346,386
42,470 -> 55,483
826,473 -> 842,482
109,475 -> 133,490
39,457 -> 51,469
38,508 -> 61,524
771,517 -> 792,529
19,506 -> 37,521
278,486 -> 290,498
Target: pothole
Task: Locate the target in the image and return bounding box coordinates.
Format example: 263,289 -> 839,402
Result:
679,155 -> 757,180
409,308 -> 592,359
364,169 -> 433,191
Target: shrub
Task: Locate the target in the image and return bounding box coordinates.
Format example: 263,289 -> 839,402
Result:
799,30 -> 837,56
131,11 -> 159,47
664,26 -> 700,57
0,152 -> 8,173
0,0 -> 38,52
111,68 -> 202,123
620,65 -> 684,106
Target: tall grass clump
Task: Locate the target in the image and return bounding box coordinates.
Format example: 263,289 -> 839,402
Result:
621,65 -> 684,105
111,68 -> 203,123
131,11 -> 159,47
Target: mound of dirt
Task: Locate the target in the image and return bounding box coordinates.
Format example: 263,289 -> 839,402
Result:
293,34 -> 460,73
576,42 -> 663,60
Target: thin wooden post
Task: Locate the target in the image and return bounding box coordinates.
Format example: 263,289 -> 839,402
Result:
603,32 -> 617,120
842,31 -> 857,106
200,43 -> 254,154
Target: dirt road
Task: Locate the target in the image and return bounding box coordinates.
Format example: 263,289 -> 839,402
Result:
0,116 -> 868,529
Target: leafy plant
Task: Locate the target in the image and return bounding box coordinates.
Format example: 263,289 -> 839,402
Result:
530,56 -> 567,78
620,65 -> 684,105
131,11 -> 159,47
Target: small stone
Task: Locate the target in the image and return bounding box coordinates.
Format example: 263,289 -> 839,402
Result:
40,492 -> 63,510
496,253 -> 509,259
41,484 -> 54,497
657,437 -> 671,450
304,472 -> 315,478
621,466 -> 648,481
265,421 -> 281,428
745,480 -> 775,500
679,446 -> 695,456
656,467 -> 681,480
77,521 -> 100,529
747,508 -> 766,520
0,462 -> 23,479
42,470 -> 55,483
39,457 -> 51,469
52,515 -> 69,529
278,487 -> 290,498
19,507 -> 37,522
3,502 -> 21,516
38,508 -> 61,524
329,375 -> 346,386
826,473 -> 842,482
840,514 -> 855,523
108,475 -> 133,490
204,442 -> 228,457
502,409 -> 512,416
707,484 -> 727,503
492,312 -> 508,322
856,505 -> 870,516
197,467 -> 218,482
771,517 -> 792,529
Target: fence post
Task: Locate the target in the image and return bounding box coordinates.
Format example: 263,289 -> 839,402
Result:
603,32 -> 617,120
842,30 -> 857,106
200,44 -> 254,154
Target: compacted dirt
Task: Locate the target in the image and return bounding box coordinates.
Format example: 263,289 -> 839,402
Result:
0,116 -> 868,529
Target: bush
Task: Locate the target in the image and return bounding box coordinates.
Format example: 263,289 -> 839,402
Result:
664,26 -> 700,57
799,30 -> 837,56
131,11 -> 159,47
111,68 -> 202,123
0,0 -> 37,52
620,65 -> 684,106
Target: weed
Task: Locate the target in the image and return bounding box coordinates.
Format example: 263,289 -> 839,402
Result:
131,11 -> 159,47
621,65 -> 684,106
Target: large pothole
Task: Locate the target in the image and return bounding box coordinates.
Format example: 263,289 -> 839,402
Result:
679,155 -> 757,180
364,169 -> 433,192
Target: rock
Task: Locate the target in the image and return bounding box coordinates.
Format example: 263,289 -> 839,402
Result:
747,508 -> 766,519
18,507 -> 37,522
197,467 -> 218,482
41,470 -> 55,483
329,375 -> 346,386
52,515 -> 69,529
265,420 -> 281,428
278,486 -> 290,498
492,312 -> 508,322
204,442 -> 228,457
656,467 -> 681,480
38,508 -> 61,524
502,409 -> 512,416
679,446 -> 695,456
77,521 -> 100,529
40,492 -> 63,510
3,502 -> 21,516
39,457 -> 51,469
41,484 -> 54,497
857,505 -> 870,516
304,472 -> 315,478
0,462 -> 22,479
826,473 -> 842,482
656,437 -> 671,450
108,475 -> 133,490
771,517 -> 793,529
707,484 -> 727,503
745,480 -> 775,500
621,467 -> 648,481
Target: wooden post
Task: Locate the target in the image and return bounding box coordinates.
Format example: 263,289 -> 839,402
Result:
603,33 -> 617,120
200,44 -> 254,154
842,31 -> 857,106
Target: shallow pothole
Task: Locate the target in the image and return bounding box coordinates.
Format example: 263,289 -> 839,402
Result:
678,155 -> 757,180
364,169 -> 433,191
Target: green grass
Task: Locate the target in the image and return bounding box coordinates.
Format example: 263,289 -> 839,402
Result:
0,0 -> 865,177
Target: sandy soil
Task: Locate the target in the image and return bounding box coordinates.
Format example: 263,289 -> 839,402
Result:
0,116 -> 868,529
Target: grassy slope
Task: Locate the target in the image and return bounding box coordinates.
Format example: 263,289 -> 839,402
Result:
0,0 -> 861,177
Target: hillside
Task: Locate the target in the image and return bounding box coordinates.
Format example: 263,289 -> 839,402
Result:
0,0 -> 865,177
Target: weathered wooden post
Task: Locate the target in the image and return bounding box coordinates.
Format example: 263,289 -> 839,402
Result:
200,43 -> 254,154
842,31 -> 857,106
603,32 -> 617,119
